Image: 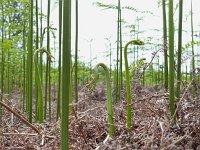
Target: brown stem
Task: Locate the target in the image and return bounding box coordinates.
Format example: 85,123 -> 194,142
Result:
0,101 -> 41,134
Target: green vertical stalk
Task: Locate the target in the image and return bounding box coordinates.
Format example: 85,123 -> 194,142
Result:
53,36 -> 56,101
136,17 -> 140,62
115,0 -> 120,102
109,42 -> 112,77
40,0 -> 43,83
39,0 -> 43,119
168,0 -> 176,125
113,67 -> 117,101
134,45 -> 136,65
162,0 -> 168,90
88,63 -> 115,137
105,38 -> 112,77
23,21 -> 26,112
142,70 -> 145,86
19,63 -> 23,111
162,65 -> 164,86
89,39 -> 93,78
176,0 -> 183,101
35,0 -> 39,121
74,0 -> 78,108
7,0 -> 11,96
0,3 -> 4,119
26,45 -> 29,112
45,0 -> 51,120
57,0 -> 62,120
48,64 -> 51,121
124,40 -> 144,130
119,0 -> 123,100
152,64 -> 154,85
69,62 -> 72,113
28,0 -> 33,123
61,0 -> 71,149
1,5 -> 4,95
190,0 -> 195,98
157,56 -> 160,87
34,48 -> 44,123
186,65 -> 188,85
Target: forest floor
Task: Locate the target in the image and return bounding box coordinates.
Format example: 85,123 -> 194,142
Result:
0,83 -> 200,150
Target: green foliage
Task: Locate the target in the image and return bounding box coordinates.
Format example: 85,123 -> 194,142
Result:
94,2 -> 153,14
130,58 -> 146,79
95,2 -> 118,10
182,40 -> 200,51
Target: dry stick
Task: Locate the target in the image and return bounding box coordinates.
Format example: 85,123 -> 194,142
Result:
0,101 -> 41,134
3,133 -> 38,136
135,93 -> 169,103
138,48 -> 161,80
158,120 -> 164,145
3,132 -> 55,139
161,134 -> 189,150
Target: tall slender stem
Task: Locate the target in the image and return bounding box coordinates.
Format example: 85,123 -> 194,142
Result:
35,0 -> 39,121
176,0 -> 183,101
124,40 -> 144,130
27,0 -> 33,123
168,0 -> 176,125
74,0 -> 79,108
87,63 -> 115,137
162,0 -> 168,90
57,0 -> 62,120
0,2 -> 4,120
190,0 -> 195,98
61,0 -> 71,149
119,0 -> 123,98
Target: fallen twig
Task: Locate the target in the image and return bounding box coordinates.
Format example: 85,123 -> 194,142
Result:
135,93 -> 169,104
3,133 -> 38,136
0,101 -> 41,134
161,134 -> 189,150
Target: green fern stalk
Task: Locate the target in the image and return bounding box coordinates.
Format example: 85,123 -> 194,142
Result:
74,0 -> 78,108
176,0 -> 183,101
190,0 -> 195,99
34,48 -> 44,123
162,0 -> 168,90
57,0 -> 62,120
0,3 -> 4,120
124,40 -> 144,130
88,63 -> 115,137
35,0 -> 39,121
168,0 -> 176,125
61,0 -> 71,149
27,0 -> 33,123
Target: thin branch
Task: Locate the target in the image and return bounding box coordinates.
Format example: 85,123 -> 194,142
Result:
0,101 -> 41,134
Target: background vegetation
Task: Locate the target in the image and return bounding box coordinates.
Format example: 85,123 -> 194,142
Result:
0,0 -> 200,149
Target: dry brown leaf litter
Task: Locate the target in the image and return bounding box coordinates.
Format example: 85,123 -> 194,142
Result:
0,85 -> 200,150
